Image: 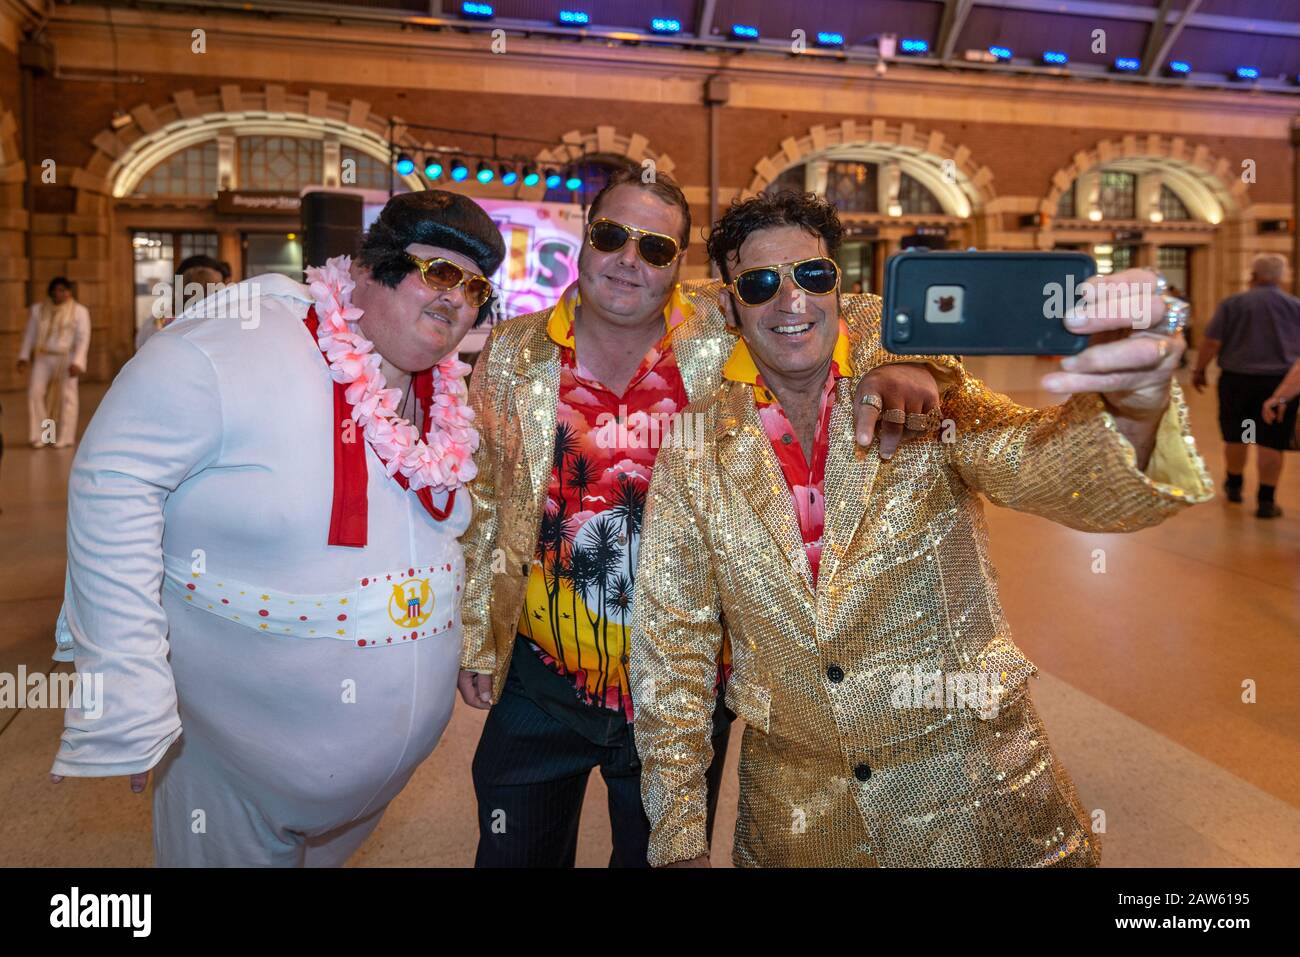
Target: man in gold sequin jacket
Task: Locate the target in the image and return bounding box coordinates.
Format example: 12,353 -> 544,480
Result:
629,191 -> 1213,868
456,169 -> 959,867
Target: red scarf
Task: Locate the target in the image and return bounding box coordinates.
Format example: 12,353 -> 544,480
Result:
305,307 -> 456,547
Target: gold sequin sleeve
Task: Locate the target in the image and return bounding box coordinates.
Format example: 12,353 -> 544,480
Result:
459,332 -> 504,675
945,371 -> 1213,530
629,430 -> 724,867
842,292 -> 964,392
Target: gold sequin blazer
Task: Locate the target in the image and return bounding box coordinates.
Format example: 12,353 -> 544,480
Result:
629,297 -> 1213,868
459,282 -> 961,700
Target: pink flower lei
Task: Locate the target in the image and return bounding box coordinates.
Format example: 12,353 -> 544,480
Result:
306,254 -> 479,493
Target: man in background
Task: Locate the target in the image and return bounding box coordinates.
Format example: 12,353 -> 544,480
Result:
1193,253 -> 1300,518
17,277 -> 91,449
136,254 -> 227,351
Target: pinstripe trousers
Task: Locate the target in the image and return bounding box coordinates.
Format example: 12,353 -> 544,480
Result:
471,648 -> 732,867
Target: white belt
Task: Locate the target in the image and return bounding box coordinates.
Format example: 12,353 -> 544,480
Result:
161,556 -> 462,649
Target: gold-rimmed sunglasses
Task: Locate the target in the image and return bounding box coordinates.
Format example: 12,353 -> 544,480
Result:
405,253 -> 495,308
586,218 -> 682,268
724,256 -> 840,306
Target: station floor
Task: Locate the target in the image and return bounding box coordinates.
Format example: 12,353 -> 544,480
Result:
1,356 -> 1297,867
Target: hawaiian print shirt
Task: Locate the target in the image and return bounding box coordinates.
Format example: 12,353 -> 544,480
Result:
720,325 -> 854,585
519,282 -> 731,722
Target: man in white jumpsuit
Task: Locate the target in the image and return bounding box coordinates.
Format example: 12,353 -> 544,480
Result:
49,190 -> 505,866
17,276 -> 91,448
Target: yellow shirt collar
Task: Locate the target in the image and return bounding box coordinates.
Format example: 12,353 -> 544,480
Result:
546,281 -> 693,349
721,322 -> 855,386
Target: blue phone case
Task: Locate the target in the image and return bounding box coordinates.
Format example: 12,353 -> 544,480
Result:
881,250 -> 1096,355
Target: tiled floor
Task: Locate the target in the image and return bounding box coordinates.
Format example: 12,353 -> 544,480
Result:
1,357 -> 1297,867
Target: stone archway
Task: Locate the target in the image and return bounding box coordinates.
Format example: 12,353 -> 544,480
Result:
1038,133 -> 1259,313
38,83 -> 443,377
742,118 -> 997,216
1040,133 -> 1249,225
518,125 -> 676,201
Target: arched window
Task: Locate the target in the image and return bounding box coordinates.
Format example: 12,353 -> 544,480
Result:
1056,182 -> 1077,219
898,172 -> 943,215
1159,184 -> 1192,222
238,136 -> 323,191
764,160 -> 944,216
1100,171 -> 1136,220
339,146 -> 393,191
766,164 -> 805,196
133,141 -> 219,197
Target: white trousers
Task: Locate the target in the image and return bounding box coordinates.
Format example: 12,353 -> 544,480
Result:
28,353 -> 79,446
151,596 -> 461,866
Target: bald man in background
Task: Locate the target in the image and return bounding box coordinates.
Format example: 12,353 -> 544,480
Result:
1193,254 -> 1300,519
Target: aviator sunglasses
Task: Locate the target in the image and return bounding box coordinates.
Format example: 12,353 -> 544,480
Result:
586,218 -> 682,268
725,256 -> 840,307
405,253 -> 495,308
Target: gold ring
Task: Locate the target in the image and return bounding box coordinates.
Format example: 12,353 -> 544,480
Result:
881,408 -> 907,425
905,412 -> 931,431
859,393 -> 883,411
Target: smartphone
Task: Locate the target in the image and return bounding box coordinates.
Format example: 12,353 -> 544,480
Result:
881,250 -> 1096,355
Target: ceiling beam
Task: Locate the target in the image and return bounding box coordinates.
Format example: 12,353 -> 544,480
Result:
1141,0 -> 1172,74
1145,0 -> 1202,76
975,0 -> 1300,39
937,0 -> 975,61
694,0 -> 716,39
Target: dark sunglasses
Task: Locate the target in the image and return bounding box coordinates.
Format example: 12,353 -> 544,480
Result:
586,218 -> 682,268
725,256 -> 840,307
405,254 -> 494,308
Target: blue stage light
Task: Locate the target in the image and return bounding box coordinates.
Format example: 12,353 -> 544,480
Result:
460,1 -> 493,20
989,45 -> 1012,60
1235,66 -> 1259,81
395,154 -> 415,176
731,24 -> 759,41
450,158 -> 469,181
500,166 -> 518,186
544,169 -> 562,189
1042,50 -> 1068,65
816,31 -> 845,48
899,38 -> 929,55
522,166 -> 540,187
423,157 -> 442,180
558,10 -> 589,25
1168,60 -> 1191,74
476,162 -> 494,184
650,18 -> 681,34
565,175 -> 582,190
1114,57 -> 1141,71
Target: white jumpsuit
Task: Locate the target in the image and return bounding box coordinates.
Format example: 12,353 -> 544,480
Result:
20,300 -> 91,446
51,274 -> 469,866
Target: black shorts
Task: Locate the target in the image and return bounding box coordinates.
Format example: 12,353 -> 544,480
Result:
1218,370 -> 1299,450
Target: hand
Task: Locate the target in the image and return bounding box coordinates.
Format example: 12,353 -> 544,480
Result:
49,770 -> 150,793
16,358 -> 28,373
1262,394 -> 1292,425
457,669 -> 493,709
854,363 -> 941,459
663,854 -> 711,868
1041,269 -> 1183,466
68,364 -> 84,378
1191,368 -> 1208,393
